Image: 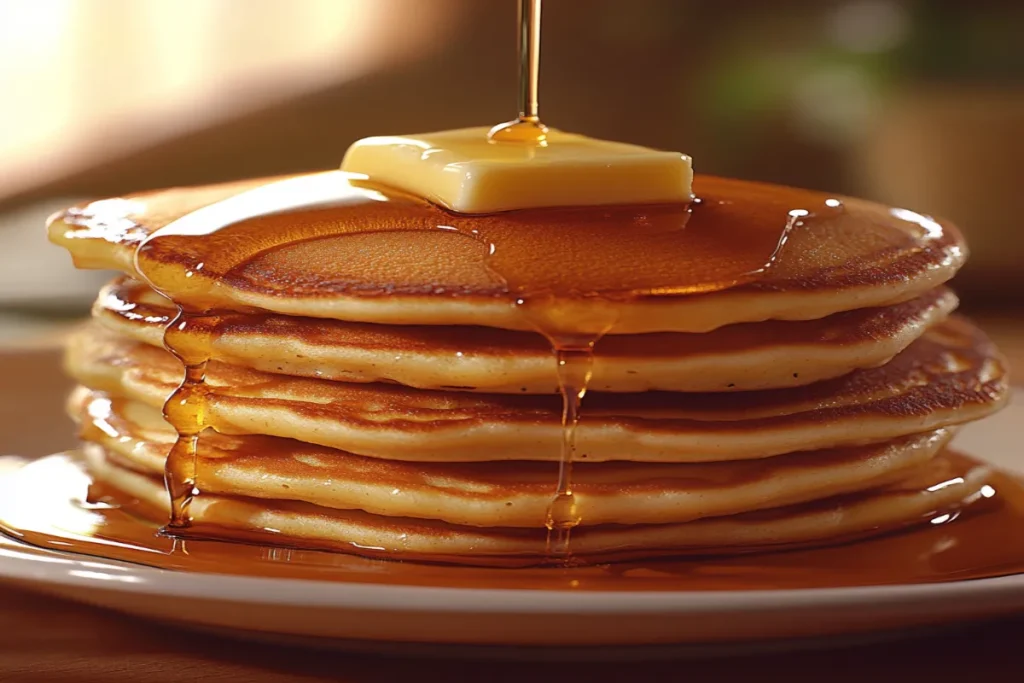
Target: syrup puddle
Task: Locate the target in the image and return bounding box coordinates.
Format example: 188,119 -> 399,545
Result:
3,452 -> 1024,591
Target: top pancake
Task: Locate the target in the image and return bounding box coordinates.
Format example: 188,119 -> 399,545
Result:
48,172 -> 966,334
81,444 -> 994,563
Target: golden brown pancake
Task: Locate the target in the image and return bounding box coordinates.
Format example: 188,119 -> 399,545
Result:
64,317 -> 1008,463
70,388 -> 954,528
83,443 -> 993,563
94,277 -> 958,393
44,169 -> 1005,567
47,172 -> 966,334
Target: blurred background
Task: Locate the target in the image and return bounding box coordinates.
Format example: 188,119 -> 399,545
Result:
1,0 -> 1022,348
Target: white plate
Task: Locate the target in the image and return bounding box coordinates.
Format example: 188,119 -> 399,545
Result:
0,392 -> 1021,655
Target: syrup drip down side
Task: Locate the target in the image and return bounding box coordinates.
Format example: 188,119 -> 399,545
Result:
160,310 -> 216,528
492,0 -> 685,547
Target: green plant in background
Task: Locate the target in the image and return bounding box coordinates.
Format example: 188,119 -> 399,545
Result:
696,0 -> 1023,162
894,1 -> 1024,84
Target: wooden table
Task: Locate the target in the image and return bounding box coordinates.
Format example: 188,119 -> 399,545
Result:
0,588 -> 1022,682
2,327 -> 1023,682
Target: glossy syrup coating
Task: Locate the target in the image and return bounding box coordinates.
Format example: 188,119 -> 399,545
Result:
51,173 -> 963,314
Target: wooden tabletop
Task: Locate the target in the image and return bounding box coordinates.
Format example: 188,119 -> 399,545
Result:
1,326 -> 1023,682
0,586 -> 1022,683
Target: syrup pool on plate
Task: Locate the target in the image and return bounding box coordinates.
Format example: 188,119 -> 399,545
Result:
2,450 -> 1024,591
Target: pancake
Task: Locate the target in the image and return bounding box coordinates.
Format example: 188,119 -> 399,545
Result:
65,318 -> 1008,463
42,162 -> 1004,567
70,388 -> 955,528
48,172 -> 966,334
82,444 -> 993,563
94,277 -> 958,394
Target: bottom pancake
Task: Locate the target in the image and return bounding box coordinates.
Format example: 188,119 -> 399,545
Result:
83,444 -> 992,566
70,387 -> 954,528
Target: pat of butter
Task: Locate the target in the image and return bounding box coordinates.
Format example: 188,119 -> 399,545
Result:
340,126 -> 692,214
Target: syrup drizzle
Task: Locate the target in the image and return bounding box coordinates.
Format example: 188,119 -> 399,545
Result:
546,345 -> 593,556
159,309 -> 215,527
492,0 -> 601,540
131,257 -> 224,529
486,0 -> 802,560
488,0 -> 548,145
490,0 -> 609,558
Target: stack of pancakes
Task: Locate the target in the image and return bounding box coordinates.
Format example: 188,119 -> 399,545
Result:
48,173 -> 1009,564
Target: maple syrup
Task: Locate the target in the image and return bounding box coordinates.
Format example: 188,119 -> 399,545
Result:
488,0 -> 548,145
160,308 -> 216,528
486,0 -> 779,556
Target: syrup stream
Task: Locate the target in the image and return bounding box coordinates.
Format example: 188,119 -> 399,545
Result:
516,0 -> 543,124
489,0 -> 548,145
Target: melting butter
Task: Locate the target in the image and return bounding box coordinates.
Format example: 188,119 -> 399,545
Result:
340,126 -> 693,214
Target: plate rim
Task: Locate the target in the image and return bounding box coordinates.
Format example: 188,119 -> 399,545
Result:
5,528 -> 1024,616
